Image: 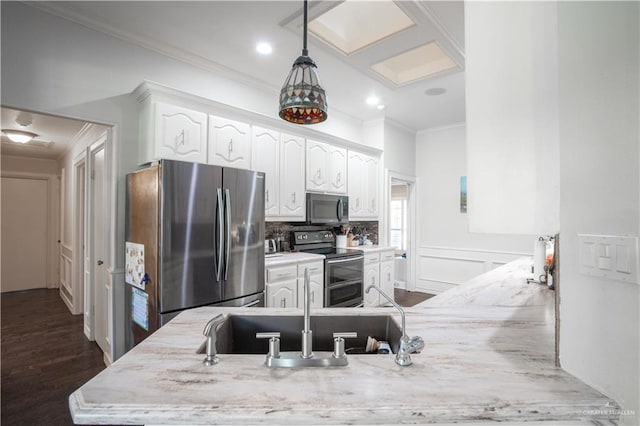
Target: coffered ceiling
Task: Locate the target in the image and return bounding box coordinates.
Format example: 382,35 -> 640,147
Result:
31,0 -> 465,133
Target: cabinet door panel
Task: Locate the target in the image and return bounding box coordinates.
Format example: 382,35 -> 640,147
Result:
280,134 -> 305,220
306,140 -> 328,191
348,151 -> 365,216
363,264 -> 379,307
155,102 -> 207,163
365,155 -> 379,217
297,274 -> 324,308
252,126 -> 279,217
266,280 -> 297,308
328,146 -> 347,194
380,261 -> 395,306
209,116 -> 251,169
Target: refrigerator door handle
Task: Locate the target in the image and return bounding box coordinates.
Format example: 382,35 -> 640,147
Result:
215,188 -> 224,282
241,299 -> 261,308
224,188 -> 231,281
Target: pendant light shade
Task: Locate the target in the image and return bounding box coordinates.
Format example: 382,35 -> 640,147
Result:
279,0 -> 327,125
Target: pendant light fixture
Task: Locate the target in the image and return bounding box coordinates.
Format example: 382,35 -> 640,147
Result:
279,0 -> 327,125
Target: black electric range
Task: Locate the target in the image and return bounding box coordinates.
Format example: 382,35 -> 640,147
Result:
292,231 -> 364,307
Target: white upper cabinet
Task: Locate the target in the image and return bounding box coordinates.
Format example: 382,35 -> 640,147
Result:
306,140 -> 329,192
348,150 -> 379,219
328,145 -> 347,194
306,140 -> 347,194
251,126 -> 279,217
140,101 -> 208,164
279,133 -> 305,220
208,116 -> 251,169
348,151 -> 365,216
364,155 -> 379,216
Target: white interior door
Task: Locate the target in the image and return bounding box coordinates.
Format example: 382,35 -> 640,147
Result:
90,143 -> 108,353
1,177 -> 48,292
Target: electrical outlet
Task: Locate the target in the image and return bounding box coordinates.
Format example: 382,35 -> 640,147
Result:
578,234 -> 639,284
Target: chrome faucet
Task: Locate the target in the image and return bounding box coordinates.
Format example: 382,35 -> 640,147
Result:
301,268 -> 313,359
365,285 -> 424,366
202,314 -> 226,366
257,267 -> 357,368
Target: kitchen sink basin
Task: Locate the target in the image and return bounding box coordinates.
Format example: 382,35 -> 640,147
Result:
196,314 -> 402,355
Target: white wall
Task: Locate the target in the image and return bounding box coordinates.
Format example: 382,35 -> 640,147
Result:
415,124 -> 535,293
465,1 -> 560,236
557,2 -> 639,424
384,120 -> 416,176
1,155 -> 59,175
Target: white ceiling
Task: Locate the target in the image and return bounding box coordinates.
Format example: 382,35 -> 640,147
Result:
32,0 -> 466,133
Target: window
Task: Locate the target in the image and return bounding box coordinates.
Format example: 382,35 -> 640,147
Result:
390,198 -> 407,253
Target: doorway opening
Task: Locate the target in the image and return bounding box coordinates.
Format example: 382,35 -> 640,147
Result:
386,172 -> 417,293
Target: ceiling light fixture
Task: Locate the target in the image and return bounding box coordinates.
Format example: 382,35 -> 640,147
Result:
366,96 -> 380,106
2,129 -> 38,144
425,87 -> 447,96
279,0 -> 327,125
256,42 -> 273,55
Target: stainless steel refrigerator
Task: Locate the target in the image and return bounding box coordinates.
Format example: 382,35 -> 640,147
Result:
125,159 -> 265,351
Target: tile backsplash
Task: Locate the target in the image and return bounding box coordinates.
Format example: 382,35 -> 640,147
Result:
266,221 -> 379,247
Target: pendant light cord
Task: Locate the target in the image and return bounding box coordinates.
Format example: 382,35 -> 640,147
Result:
302,0 -> 308,56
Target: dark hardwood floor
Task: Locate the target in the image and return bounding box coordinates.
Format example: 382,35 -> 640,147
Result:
1,288 -> 106,426
394,288 -> 434,307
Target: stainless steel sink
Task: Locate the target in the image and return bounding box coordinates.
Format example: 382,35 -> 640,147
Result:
196,314 -> 402,355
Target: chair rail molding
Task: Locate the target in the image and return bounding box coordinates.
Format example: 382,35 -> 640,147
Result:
416,245 -> 531,294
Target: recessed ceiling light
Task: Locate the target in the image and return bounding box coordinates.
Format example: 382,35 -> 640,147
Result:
366,96 -> 380,106
377,104 -> 386,111
256,42 -> 273,55
425,88 -> 447,96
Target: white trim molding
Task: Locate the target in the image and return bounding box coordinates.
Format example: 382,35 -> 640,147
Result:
416,245 -> 531,294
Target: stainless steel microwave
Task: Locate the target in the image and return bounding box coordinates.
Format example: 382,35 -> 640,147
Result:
306,193 -> 349,225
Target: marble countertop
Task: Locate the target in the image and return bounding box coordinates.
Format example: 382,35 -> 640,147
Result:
265,251 -> 325,266
69,304 -> 617,425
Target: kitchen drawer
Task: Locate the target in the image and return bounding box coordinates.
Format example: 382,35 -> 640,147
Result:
380,250 -> 395,262
266,264 -> 298,283
297,261 -> 323,277
364,253 -> 380,265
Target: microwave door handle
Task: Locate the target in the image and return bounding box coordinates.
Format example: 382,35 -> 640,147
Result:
337,198 -> 343,222
215,188 -> 224,282
224,188 -> 231,281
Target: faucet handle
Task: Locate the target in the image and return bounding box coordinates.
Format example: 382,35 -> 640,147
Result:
333,332 -> 358,359
256,332 -> 281,358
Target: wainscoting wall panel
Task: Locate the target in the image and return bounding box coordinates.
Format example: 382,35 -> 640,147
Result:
416,246 -> 531,294
59,244 -> 74,312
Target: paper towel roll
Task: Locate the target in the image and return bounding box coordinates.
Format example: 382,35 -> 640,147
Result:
533,237 -> 547,281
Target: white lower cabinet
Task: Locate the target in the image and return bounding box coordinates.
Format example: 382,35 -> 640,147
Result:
362,250 -> 395,307
363,253 -> 381,307
266,259 -> 324,308
297,261 -> 324,308
266,280 -> 297,308
265,264 -> 297,308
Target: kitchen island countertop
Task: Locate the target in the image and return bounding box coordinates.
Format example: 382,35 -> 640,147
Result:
69,263 -> 618,425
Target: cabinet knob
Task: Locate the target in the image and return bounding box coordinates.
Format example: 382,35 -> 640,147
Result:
228,138 -> 233,153
291,192 -> 296,204
280,298 -> 286,308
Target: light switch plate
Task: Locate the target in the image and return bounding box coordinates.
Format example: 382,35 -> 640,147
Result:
578,234 -> 639,284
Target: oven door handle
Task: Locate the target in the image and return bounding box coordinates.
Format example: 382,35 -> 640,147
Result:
327,255 -> 364,264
